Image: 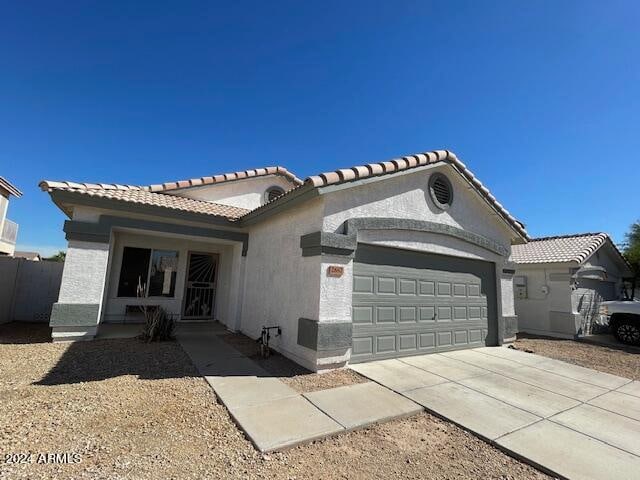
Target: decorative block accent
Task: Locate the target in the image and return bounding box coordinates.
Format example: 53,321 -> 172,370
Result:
297,318 -> 352,352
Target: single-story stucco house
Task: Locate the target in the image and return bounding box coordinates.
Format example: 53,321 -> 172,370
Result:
511,233 -> 632,339
41,149 -> 528,371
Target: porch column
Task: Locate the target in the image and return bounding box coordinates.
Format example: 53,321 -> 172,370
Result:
50,239 -> 111,341
226,242 -> 247,332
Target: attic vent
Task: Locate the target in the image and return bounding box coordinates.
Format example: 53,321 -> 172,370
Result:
429,173 -> 453,209
265,186 -> 285,204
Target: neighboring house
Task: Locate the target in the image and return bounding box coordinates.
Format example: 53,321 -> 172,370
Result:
41,149 -> 528,371
0,177 -> 22,256
14,251 -> 42,261
511,233 -> 632,339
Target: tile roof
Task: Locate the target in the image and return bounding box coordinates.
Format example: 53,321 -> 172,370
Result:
45,186 -> 249,220
39,166 -> 302,193
510,233 -> 611,264
303,149 -> 528,239
39,149 -> 528,238
0,177 -> 22,197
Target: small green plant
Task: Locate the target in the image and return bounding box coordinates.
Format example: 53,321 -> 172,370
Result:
136,277 -> 175,342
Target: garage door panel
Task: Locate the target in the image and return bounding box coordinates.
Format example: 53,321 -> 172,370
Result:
437,331 -> 453,347
454,330 -> 469,344
437,306 -> 452,321
437,282 -> 452,296
377,277 -> 396,294
419,306 -> 436,322
420,333 -> 436,348
352,306 -> 373,324
453,306 -> 467,320
469,329 -> 483,343
376,335 -> 396,353
419,281 -> 435,296
399,279 -> 417,295
353,275 -> 374,293
352,337 -> 373,356
399,334 -> 417,351
453,283 -> 467,296
468,306 -> 482,320
376,306 -> 396,323
351,244 -> 497,363
399,306 -> 417,322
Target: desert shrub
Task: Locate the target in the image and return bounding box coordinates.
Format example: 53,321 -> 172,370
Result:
139,306 -> 175,342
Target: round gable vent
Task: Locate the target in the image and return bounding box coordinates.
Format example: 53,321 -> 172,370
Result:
429,173 -> 453,209
265,186 -> 285,203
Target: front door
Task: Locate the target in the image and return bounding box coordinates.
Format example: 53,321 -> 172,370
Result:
182,252 -> 218,321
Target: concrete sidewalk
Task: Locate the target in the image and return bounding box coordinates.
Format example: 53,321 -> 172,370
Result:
176,324 -> 420,452
352,347 -> 640,480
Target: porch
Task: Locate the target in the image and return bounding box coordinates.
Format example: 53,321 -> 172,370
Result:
50,217 -> 248,341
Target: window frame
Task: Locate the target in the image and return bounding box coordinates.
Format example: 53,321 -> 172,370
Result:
116,246 -> 180,298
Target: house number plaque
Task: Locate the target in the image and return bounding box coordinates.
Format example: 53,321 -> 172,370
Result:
327,266 -> 344,278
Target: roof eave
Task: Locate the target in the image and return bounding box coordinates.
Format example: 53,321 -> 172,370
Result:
49,189 -> 241,227
0,177 -> 22,197
310,154 -> 529,242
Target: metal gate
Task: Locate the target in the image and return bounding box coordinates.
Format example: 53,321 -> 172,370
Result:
181,252 -> 218,321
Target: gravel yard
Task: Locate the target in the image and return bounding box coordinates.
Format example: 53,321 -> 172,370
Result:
1,323 -> 549,480
514,334 -> 640,380
220,331 -> 366,393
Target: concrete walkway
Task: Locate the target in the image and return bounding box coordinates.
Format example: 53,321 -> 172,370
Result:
176,324 -> 420,452
351,347 -> 640,480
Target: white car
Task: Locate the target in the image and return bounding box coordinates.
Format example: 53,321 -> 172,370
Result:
599,300 -> 640,345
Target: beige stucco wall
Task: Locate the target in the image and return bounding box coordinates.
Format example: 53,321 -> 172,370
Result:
322,164 -> 516,246
167,175 -> 296,210
241,197 -> 325,370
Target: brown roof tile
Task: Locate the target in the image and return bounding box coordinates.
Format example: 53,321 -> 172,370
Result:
48,187 -> 249,220
39,149 -> 528,239
302,149 -> 528,239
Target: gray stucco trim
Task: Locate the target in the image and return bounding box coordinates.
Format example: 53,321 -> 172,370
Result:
64,215 -> 249,255
342,217 -> 509,257
300,231 -> 357,257
51,190 -> 238,227
297,318 -> 353,352
50,303 -> 100,327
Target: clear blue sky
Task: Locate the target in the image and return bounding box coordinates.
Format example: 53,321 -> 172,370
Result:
1,1 -> 638,256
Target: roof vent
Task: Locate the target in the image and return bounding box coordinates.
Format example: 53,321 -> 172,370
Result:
429,173 -> 453,209
265,186 -> 285,204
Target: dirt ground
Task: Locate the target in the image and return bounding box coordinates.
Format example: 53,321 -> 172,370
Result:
219,331 -> 366,393
514,334 -> 640,380
0,323 -> 550,480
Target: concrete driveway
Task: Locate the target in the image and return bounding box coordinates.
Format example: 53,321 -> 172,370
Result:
351,347 -> 640,480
